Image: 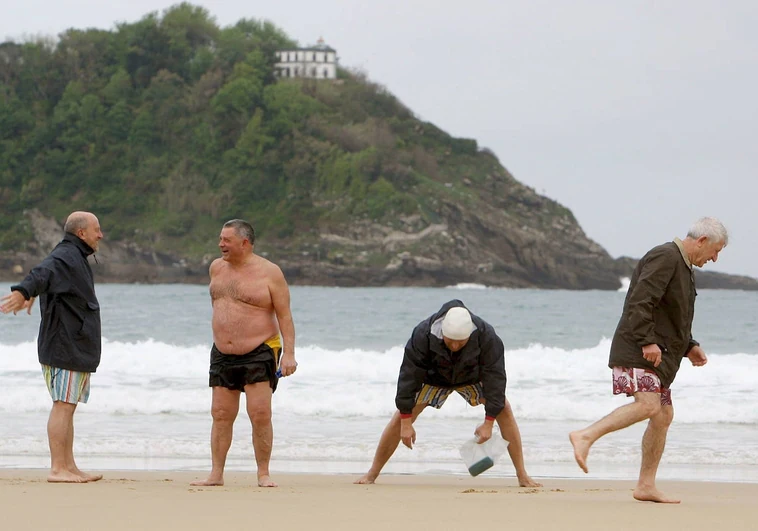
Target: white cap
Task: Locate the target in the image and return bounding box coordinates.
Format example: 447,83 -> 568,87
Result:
441,307 -> 476,340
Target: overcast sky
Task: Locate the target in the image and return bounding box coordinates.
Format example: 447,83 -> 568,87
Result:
4,1 -> 757,277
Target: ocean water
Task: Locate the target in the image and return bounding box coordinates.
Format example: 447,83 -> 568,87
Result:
1,282 -> 757,482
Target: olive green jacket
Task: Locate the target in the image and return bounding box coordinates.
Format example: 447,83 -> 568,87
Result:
609,242 -> 699,388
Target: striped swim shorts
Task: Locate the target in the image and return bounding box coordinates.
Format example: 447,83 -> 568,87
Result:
415,382 -> 485,409
42,365 -> 91,404
612,366 -> 672,406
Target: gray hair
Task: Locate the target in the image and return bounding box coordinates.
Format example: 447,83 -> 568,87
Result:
687,217 -> 728,246
63,212 -> 92,234
223,219 -> 256,245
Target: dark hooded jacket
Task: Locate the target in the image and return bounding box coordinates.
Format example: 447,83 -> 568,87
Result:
11,232 -> 101,373
395,300 -> 507,419
609,241 -> 698,388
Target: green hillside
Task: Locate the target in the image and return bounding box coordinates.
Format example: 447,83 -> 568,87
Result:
0,3 -> 534,263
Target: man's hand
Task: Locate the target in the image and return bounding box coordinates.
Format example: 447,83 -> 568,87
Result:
400,418 -> 416,449
0,292 -> 34,315
279,352 -> 298,377
687,345 -> 708,367
642,344 -> 662,367
474,420 -> 494,444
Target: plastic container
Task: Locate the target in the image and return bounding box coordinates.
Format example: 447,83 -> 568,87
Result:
459,435 -> 508,477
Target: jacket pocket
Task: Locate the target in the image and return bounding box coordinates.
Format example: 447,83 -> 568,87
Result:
75,301 -> 100,348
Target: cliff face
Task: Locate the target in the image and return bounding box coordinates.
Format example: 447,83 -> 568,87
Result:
275,191 -> 621,289
5,208 -> 756,292
2,205 -> 619,288
0,210 -> 209,284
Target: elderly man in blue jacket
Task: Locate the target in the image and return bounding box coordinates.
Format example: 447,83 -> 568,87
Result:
355,300 -> 540,486
1,211 -> 103,483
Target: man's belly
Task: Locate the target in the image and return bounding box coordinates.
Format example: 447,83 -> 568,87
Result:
212,302 -> 278,355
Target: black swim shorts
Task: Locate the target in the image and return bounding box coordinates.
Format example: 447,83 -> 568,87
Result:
208,337 -> 281,392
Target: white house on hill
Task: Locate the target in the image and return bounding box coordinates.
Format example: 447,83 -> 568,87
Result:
275,37 -> 337,79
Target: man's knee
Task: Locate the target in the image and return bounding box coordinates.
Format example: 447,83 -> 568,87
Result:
211,404 -> 238,423
650,405 -> 674,428
247,404 -> 272,425
51,400 -> 77,414
634,393 -> 664,418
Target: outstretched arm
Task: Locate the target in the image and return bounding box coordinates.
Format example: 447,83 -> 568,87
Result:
3,263 -> 56,315
0,292 -> 35,315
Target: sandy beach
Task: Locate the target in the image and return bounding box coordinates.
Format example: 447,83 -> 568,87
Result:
2,470 -> 757,531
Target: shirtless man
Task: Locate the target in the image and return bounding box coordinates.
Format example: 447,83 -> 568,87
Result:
191,219 -> 297,488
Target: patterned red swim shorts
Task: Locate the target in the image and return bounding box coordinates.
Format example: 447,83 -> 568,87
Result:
612,366 -> 672,406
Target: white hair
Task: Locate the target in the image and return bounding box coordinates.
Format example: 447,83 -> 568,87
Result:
687,217 -> 728,246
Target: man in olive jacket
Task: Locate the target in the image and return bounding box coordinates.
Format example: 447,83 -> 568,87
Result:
355,299 -> 540,487
1,211 -> 103,483
570,217 -> 728,503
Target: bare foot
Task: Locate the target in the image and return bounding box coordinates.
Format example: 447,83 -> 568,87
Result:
72,467 -> 102,482
190,477 -> 224,487
518,475 -> 543,488
569,431 -> 590,473
48,471 -> 89,483
353,473 -> 377,485
257,475 -> 278,487
633,487 -> 681,504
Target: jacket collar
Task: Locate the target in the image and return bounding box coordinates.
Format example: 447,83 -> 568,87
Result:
63,232 -> 95,256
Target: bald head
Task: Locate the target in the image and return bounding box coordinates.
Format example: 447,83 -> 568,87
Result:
64,211 -> 103,252
64,211 -> 96,233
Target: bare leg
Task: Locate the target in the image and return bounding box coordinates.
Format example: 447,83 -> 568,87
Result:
244,382 -> 276,487
47,401 -> 86,483
66,418 -> 102,482
354,402 -> 428,484
191,387 -> 240,486
496,399 -> 541,487
634,405 -> 679,503
570,392 -> 661,473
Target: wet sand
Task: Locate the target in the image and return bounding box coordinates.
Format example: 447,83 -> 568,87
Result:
2,470 -> 758,531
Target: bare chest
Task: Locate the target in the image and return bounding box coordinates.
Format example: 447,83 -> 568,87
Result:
210,273 -> 271,309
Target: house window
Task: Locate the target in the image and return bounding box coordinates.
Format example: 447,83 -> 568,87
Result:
323,68 -> 329,78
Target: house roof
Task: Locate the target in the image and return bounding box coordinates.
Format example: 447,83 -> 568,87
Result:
279,37 -> 336,53
278,46 -> 336,53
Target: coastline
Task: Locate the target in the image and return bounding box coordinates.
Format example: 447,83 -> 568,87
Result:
2,470 -> 758,531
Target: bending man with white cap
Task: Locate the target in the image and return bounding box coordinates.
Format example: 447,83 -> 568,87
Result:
355,299 -> 541,486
